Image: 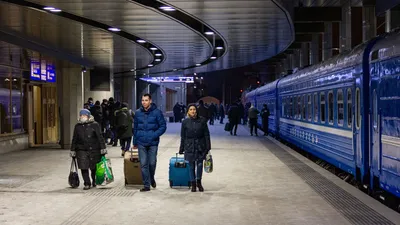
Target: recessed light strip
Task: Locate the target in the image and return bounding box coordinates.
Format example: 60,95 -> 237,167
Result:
2,0 -> 166,71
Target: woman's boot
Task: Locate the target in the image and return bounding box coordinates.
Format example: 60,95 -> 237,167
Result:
197,179 -> 204,192
191,181 -> 197,192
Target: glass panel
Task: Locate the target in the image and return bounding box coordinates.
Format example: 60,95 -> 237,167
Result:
328,92 -> 334,124
0,66 -> 12,134
302,95 -> 306,120
11,69 -> 23,132
297,96 -> 301,119
314,93 -> 318,122
338,90 -> 344,126
347,89 -> 352,127
356,88 -> 360,129
373,90 -> 377,128
321,93 -> 326,123
308,94 -> 312,121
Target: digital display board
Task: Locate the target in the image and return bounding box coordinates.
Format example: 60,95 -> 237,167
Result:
30,60 -> 41,81
140,76 -> 194,84
30,60 -> 56,83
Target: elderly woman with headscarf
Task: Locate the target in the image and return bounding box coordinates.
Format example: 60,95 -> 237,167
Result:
70,109 -> 107,190
179,103 -> 211,192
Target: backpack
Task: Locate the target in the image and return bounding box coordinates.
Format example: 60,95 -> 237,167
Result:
116,110 -> 129,131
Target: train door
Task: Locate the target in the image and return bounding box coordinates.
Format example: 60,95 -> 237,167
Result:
370,81 -> 381,177
354,79 -> 362,174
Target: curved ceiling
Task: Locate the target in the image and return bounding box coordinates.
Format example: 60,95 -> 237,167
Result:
0,0 -> 294,76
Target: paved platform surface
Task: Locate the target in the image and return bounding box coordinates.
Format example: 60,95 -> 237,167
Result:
0,122 -> 399,225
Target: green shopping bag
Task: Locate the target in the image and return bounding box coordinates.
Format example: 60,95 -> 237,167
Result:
95,156 -> 114,185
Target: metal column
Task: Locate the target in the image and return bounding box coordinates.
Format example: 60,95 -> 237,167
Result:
310,34 -> 320,65
362,5 -> 377,42
340,0 -> 352,52
323,22 -> 333,61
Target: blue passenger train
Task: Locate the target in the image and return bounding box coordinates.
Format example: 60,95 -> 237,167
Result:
244,29 -> 400,209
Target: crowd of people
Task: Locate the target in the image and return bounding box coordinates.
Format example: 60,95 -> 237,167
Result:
70,94 -> 269,192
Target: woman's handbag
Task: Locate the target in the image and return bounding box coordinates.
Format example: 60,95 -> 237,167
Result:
204,152 -> 213,173
68,158 -> 80,188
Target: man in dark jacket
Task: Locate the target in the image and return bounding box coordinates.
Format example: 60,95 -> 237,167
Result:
173,103 -> 181,122
219,103 -> 225,124
90,101 -> 103,124
261,104 -> 270,136
208,103 -> 216,125
228,102 -> 240,136
70,109 -> 107,190
248,105 -> 260,136
197,100 -> 210,121
101,99 -> 109,138
133,94 -> 167,192
115,102 -> 134,157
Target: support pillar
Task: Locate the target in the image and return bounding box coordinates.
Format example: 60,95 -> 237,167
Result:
362,5 -> 377,42
340,0 -> 352,52
323,22 -> 333,61
310,34 -> 320,65
386,7 -> 400,32
57,62 -> 84,149
300,43 -> 309,68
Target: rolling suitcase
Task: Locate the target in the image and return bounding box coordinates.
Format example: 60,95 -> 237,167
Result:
169,153 -> 191,188
124,149 -> 143,185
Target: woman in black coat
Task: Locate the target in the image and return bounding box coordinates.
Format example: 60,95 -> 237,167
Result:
179,104 -> 211,192
70,109 -> 107,190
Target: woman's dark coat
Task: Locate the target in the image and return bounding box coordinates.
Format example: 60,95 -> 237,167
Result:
179,116 -> 211,162
71,116 -> 106,170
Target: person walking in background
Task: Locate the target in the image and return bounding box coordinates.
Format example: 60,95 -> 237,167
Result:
90,101 -> 103,124
115,102 -> 134,157
101,99 -> 109,138
179,104 -> 211,192
133,94 -> 167,192
248,104 -> 260,136
228,101 -> 240,136
197,100 -> 210,122
70,109 -> 107,190
261,104 -> 270,136
219,103 -> 225,124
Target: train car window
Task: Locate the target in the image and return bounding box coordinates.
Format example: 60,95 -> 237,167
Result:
308,94 -> 312,121
373,90 -> 377,128
314,93 -> 318,122
337,90 -> 344,126
356,88 -> 360,129
321,93 -> 326,123
347,89 -> 352,127
297,96 -> 301,119
328,91 -> 334,124
302,95 -> 306,120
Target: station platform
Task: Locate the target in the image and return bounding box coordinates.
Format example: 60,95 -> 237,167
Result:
0,122 -> 399,225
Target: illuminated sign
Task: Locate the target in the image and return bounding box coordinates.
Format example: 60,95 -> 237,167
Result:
30,60 -> 56,83
30,60 -> 41,81
140,76 -> 194,84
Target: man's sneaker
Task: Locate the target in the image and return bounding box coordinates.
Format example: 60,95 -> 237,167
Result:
140,187 -> 150,192
151,181 -> 156,188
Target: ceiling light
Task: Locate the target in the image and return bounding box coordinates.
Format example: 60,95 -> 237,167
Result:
130,69 -> 135,72
50,9 -> 62,12
159,6 -> 176,11
155,53 -> 162,57
137,40 -> 146,43
150,47 -> 158,51
216,46 -> 224,50
155,59 -> 161,62
148,64 -> 154,67
173,69 -> 177,71
108,27 -> 121,32
210,56 -> 217,59
194,73 -> 197,75
43,7 -> 55,10
196,64 -> 201,66
205,31 -> 214,35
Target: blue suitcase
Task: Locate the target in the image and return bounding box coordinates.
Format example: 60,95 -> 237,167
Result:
169,153 -> 191,188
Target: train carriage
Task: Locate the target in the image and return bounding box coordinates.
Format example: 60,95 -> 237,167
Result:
369,31 -> 400,198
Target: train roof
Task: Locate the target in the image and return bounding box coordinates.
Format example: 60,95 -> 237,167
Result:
254,80 -> 279,95
371,28 -> 400,61
278,41 -> 368,88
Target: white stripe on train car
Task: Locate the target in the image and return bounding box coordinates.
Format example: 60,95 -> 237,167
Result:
381,135 -> 400,147
280,118 -> 353,139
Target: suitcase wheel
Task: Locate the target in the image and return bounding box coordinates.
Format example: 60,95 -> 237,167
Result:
169,180 -> 173,188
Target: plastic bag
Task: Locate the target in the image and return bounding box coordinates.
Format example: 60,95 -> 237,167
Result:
204,152 -> 213,173
95,156 -> 114,185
